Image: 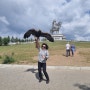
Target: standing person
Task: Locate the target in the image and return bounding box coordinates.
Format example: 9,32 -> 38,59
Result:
66,42 -> 70,57
35,38 -> 49,84
70,44 -> 76,56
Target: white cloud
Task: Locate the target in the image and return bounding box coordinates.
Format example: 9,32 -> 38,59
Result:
0,0 -> 90,41
75,35 -> 90,41
0,16 -> 10,25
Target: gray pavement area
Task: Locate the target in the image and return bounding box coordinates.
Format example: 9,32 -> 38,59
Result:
0,64 -> 90,90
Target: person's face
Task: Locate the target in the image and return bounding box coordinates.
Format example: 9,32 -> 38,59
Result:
42,45 -> 46,49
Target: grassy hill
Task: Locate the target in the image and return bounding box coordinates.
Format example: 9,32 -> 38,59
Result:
0,41 -> 90,65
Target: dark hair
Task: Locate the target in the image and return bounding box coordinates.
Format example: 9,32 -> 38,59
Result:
41,43 -> 49,50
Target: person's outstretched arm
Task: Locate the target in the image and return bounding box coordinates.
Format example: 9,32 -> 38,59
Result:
35,38 -> 40,49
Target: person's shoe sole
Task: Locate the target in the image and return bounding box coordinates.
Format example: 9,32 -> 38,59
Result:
46,80 -> 49,84
39,79 -> 43,83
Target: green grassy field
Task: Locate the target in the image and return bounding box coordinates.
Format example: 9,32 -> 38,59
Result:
0,41 -> 90,64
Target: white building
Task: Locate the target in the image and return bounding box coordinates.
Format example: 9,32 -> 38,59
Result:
52,34 -> 66,41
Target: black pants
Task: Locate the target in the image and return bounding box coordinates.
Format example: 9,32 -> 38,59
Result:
38,62 -> 49,81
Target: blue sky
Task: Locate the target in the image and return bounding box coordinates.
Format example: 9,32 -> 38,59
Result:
0,0 -> 90,41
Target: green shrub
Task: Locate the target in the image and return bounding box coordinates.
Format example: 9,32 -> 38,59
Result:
3,55 -> 15,64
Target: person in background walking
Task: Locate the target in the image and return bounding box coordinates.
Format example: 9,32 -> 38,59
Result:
70,43 -> 76,56
66,42 -> 71,57
35,38 -> 50,84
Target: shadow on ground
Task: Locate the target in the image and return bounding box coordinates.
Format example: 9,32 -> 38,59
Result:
74,83 -> 90,90
25,68 -> 46,81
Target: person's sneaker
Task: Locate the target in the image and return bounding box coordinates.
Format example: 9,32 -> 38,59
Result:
46,80 -> 49,84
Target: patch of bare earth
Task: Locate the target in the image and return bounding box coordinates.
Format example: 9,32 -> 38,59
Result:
33,48 -> 90,66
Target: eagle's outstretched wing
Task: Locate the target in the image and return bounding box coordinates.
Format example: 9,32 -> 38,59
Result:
40,32 -> 54,42
24,29 -> 37,38
24,29 -> 54,42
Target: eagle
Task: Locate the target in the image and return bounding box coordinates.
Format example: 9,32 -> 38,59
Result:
24,29 -> 54,42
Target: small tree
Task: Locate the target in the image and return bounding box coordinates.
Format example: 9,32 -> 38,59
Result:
7,36 -> 10,43
0,37 -> 2,46
11,36 -> 15,43
3,37 -> 9,46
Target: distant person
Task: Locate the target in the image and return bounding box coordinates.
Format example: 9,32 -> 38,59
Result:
66,42 -> 71,57
70,44 -> 76,56
35,38 -> 50,84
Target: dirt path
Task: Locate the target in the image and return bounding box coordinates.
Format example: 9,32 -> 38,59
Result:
47,49 -> 90,66
33,48 -> 90,67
